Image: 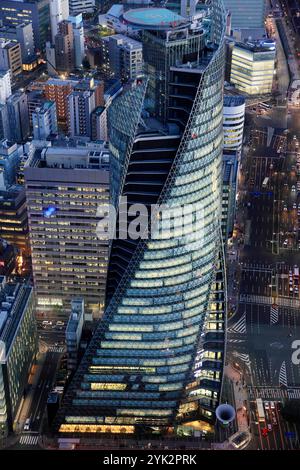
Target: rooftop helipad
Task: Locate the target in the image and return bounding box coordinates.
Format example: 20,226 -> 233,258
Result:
123,8 -> 187,30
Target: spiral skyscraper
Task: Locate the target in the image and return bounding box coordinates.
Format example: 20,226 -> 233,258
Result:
55,1 -> 227,436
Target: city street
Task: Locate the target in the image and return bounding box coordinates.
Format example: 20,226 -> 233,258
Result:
10,350 -> 63,449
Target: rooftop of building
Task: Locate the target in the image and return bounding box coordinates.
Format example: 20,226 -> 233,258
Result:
6,90 -> 26,103
234,40 -> 276,53
0,281 -> 32,355
26,142 -> 110,171
0,38 -> 18,49
0,140 -> 20,156
123,8 -> 187,30
33,100 -> 55,114
0,184 -> 24,201
224,95 -> 245,107
103,33 -> 142,48
45,78 -> 79,87
0,21 -> 31,33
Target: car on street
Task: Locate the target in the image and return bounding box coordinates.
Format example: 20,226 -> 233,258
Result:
23,417 -> 31,430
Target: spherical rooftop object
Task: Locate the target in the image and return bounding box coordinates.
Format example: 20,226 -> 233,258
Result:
123,8 -> 188,30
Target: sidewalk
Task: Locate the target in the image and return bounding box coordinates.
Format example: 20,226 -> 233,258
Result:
224,364 -> 249,433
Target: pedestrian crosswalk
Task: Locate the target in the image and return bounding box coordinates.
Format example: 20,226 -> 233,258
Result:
248,386 -> 287,400
270,303 -> 279,324
20,434 -> 39,446
228,313 -> 246,334
287,388 -> 300,399
232,351 -> 251,367
279,361 -> 288,387
240,294 -> 272,305
240,294 -> 300,309
48,345 -> 64,353
248,386 -> 300,400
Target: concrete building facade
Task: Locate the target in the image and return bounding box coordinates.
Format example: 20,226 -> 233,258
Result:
0,278 -> 37,438
24,142 -> 110,322
32,100 -> 58,140
0,39 -> 22,79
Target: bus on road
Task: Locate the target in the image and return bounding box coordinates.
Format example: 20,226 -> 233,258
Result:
256,398 -> 265,423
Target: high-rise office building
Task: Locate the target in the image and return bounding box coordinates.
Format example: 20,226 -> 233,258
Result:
91,80 -> 122,142
0,70 -> 11,105
230,41 -> 276,95
0,239 -> 16,276
69,0 -> 95,15
50,0 -> 70,43
0,39 -> 22,79
0,186 -> 30,256
6,91 -> 30,143
223,95 -> 245,151
45,41 -> 57,75
0,140 -> 22,190
68,13 -> 84,69
74,77 -> 104,107
54,20 -> 75,72
32,100 -> 58,140
221,150 -> 238,243
223,0 -> 266,29
68,90 -> 95,139
0,277 -> 37,438
0,105 -> 9,141
24,142 -> 110,322
55,3 -> 226,436
27,89 -> 46,125
0,22 -> 35,64
0,0 -> 51,52
101,34 -> 143,82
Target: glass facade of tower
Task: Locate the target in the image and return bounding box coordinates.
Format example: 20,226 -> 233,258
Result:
55,1 -> 226,436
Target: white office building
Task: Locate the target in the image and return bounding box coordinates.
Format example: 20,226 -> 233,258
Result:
102,34 -> 143,81
50,0 -> 70,43
223,95 -> 245,151
0,70 -> 11,105
24,141 -> 110,321
32,101 -> 58,140
69,0 -> 95,15
68,90 -> 95,139
68,14 -> 84,68
230,41 -> 276,95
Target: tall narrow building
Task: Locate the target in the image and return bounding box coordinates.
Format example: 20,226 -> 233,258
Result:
55,2 -> 227,436
54,20 -> 75,72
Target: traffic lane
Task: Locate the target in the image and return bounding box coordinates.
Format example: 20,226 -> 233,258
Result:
29,351 -> 62,432
277,407 -> 300,450
240,269 -> 272,296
